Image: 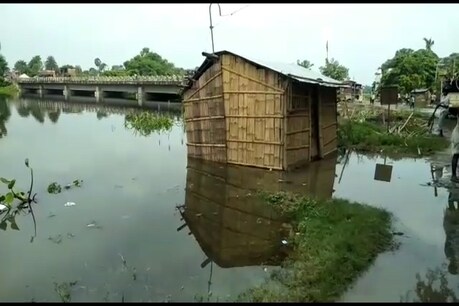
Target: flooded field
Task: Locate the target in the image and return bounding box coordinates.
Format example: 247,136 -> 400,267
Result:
336,152 -> 459,302
1,95 -> 459,302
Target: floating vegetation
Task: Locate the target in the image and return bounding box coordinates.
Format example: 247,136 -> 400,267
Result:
124,112 -> 174,136
54,281 -> 78,303
47,179 -> 83,194
0,159 -> 38,237
48,182 -> 62,194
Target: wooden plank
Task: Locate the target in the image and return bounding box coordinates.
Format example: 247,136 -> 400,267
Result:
227,139 -> 283,145
187,143 -> 226,147
185,115 -> 225,122
308,88 -> 312,162
322,122 -> 337,129
286,128 -> 310,136
286,144 -> 310,151
183,94 -> 223,103
318,88 -> 324,158
226,115 -> 283,118
228,160 -> 283,171
224,90 -> 283,95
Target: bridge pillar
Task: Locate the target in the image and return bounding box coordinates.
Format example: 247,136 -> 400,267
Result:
63,85 -> 70,101
95,86 -> 103,103
38,85 -> 44,98
137,86 -> 145,107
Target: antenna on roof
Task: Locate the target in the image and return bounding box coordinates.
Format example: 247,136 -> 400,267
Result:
209,3 -> 222,53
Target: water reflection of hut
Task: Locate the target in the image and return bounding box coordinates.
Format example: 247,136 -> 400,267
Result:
178,154 -> 337,268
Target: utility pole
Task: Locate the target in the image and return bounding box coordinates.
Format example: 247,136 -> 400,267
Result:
209,3 -> 222,53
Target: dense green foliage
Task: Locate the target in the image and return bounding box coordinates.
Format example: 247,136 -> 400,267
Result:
319,58 -> 349,81
44,56 -> 59,71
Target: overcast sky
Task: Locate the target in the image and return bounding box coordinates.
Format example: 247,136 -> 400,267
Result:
0,3 -> 457,85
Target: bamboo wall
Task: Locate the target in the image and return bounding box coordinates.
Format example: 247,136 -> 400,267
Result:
183,61 -> 226,163
182,52 -> 339,170
286,82 -> 314,169
319,87 -> 338,157
221,54 -> 285,170
182,156 -> 337,268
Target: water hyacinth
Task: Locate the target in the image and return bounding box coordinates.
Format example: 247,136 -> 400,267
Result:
124,112 -> 174,136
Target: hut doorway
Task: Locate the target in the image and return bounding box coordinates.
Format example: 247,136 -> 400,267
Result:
310,85 -> 321,160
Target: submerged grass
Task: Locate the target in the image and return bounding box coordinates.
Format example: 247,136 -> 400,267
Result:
238,192 -> 394,302
0,85 -> 18,97
124,112 -> 174,136
338,119 -> 448,156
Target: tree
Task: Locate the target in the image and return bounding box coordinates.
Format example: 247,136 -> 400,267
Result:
94,58 -> 101,68
423,37 -> 434,51
123,48 -> 183,76
48,110 -> 60,123
439,53 -> 459,79
379,43 -> 439,95
0,98 -> 11,138
0,54 -> 8,79
27,56 -> 43,77
319,58 -> 349,81
74,65 -> 82,75
45,56 -> 59,71
14,60 -> 28,74
297,59 -> 314,69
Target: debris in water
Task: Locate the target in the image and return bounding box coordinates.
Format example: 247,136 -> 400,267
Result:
67,233 -> 75,239
195,213 -> 202,217
86,221 -> 102,229
132,267 -> 137,281
180,286 -> 184,291
48,212 -> 56,218
256,218 -> 262,224
281,240 -> 288,245
64,202 -> 76,207
392,231 -> 404,236
263,267 -> 268,272
119,253 -> 127,268
48,234 -> 63,244
0,204 -> 7,213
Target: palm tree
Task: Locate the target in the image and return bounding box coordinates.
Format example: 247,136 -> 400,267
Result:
423,37 -> 435,51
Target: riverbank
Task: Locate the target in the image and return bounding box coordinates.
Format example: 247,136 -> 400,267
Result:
237,192 -> 394,302
338,106 -> 449,156
0,85 -> 18,96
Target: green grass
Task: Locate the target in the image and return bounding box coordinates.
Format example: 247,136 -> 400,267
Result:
338,120 -> 448,156
0,85 -> 18,97
237,192 -> 394,302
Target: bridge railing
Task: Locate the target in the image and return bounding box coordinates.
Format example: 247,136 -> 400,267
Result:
17,75 -> 187,85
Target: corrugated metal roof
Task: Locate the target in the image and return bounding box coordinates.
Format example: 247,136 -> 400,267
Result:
215,50 -> 348,88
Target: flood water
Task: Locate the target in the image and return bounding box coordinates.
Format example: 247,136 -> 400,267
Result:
1,95 -> 459,302
0,96 -> 276,302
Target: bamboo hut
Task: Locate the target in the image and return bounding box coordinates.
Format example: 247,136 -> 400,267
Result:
178,155 -> 337,268
411,88 -> 430,108
182,50 -> 347,171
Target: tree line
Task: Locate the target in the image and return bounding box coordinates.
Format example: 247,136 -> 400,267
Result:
297,37 -> 459,96
2,40 -> 459,96
1,47 -> 189,79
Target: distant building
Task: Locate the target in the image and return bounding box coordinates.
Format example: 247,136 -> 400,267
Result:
410,88 -> 430,108
39,70 -> 56,77
338,80 -> 363,102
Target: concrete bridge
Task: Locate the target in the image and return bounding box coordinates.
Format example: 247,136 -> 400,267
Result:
17,75 -> 186,106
